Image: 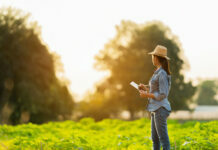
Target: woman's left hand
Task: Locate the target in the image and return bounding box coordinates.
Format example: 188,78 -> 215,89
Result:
139,90 -> 148,98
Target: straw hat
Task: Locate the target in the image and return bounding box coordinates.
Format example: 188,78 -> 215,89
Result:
148,45 -> 170,60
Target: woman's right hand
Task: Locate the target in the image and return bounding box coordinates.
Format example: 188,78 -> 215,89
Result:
138,83 -> 145,90
138,83 -> 149,92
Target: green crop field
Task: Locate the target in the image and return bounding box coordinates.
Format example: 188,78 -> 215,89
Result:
0,118 -> 217,150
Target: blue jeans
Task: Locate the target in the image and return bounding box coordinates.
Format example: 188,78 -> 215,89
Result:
151,106 -> 171,150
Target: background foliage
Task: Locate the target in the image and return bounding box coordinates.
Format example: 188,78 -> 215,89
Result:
80,20 -> 196,120
0,8 -> 75,125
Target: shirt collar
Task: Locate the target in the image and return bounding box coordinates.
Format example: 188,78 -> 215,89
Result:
154,66 -> 162,74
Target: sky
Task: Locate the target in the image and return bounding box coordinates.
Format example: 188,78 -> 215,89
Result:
0,0 -> 218,101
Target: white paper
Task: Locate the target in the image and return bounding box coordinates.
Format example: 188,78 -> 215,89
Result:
130,81 -> 139,90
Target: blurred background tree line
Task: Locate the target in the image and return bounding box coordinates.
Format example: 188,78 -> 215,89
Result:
77,20 -> 218,120
78,20 -> 197,120
195,80 -> 218,105
0,8 -> 75,125
0,8 -> 217,124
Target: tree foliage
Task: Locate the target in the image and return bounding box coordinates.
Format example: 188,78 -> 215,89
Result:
0,8 -> 75,124
93,20 -> 196,119
196,80 -> 218,105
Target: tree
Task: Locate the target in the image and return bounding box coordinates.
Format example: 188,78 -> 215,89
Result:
93,20 -> 196,119
0,8 -> 75,124
195,80 -> 218,105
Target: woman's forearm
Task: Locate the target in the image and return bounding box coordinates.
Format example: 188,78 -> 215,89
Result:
139,91 -> 157,99
149,92 -> 166,101
146,93 -> 156,99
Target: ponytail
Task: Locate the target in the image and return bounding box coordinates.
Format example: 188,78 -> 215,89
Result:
156,55 -> 171,75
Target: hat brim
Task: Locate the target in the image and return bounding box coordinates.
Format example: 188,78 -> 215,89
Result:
148,52 -> 155,55
147,52 -> 170,60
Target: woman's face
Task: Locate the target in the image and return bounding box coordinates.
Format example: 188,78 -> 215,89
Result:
152,55 -> 158,67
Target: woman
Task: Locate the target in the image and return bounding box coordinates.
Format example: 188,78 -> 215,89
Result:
138,45 -> 172,150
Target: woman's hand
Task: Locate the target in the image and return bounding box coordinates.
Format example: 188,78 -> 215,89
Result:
139,90 -> 155,99
138,83 -> 149,92
139,90 -> 148,98
138,83 -> 145,90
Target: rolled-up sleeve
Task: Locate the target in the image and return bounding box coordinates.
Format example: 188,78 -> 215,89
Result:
153,72 -> 169,101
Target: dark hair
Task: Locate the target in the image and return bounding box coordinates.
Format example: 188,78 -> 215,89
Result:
155,55 -> 171,75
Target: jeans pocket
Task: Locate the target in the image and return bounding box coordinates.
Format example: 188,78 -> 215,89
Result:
160,107 -> 170,118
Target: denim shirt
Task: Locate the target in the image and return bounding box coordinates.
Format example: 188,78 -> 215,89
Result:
146,66 -> 172,112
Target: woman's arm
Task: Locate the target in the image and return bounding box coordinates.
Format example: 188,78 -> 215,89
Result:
139,72 -> 169,101
139,90 -> 155,99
